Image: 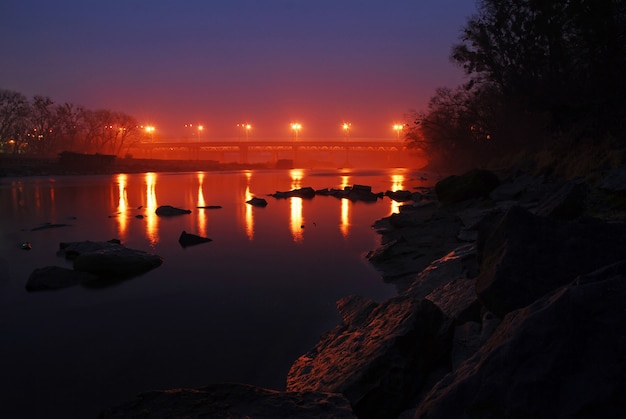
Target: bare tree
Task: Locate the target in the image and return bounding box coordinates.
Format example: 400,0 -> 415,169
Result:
28,95 -> 59,156
0,89 -> 31,154
55,102 -> 85,152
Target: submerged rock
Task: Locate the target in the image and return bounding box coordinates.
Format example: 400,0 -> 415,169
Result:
155,205 -> 191,216
100,382 -> 356,418
26,266 -> 98,291
31,222 -> 71,231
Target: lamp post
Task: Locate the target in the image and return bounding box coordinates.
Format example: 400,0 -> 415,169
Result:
145,126 -> 155,142
197,125 -> 203,141
237,123 -> 252,141
342,122 -> 351,140
291,122 -> 301,141
393,123 -> 403,140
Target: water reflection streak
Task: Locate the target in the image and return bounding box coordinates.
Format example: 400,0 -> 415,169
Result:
340,175 -> 350,238
145,172 -> 158,246
197,172 -> 207,236
290,169 -> 304,243
390,173 -> 405,214
116,174 -> 128,240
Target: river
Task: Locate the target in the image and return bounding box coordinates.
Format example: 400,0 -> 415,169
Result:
0,167 -> 433,418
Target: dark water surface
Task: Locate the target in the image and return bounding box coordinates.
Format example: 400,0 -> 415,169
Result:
0,168 -> 432,418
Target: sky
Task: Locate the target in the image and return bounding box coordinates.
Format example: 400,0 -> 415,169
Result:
0,0 -> 477,140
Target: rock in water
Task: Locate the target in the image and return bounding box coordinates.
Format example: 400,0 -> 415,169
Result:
59,240 -> 163,278
246,197 -> 268,207
178,230 -> 212,247
155,205 -> 191,216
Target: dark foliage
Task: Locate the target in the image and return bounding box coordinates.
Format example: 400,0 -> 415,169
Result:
407,0 -> 626,172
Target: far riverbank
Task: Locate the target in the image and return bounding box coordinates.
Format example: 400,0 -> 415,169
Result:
0,155 -> 272,177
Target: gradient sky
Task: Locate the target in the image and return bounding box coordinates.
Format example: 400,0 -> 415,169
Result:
1,0 -> 476,140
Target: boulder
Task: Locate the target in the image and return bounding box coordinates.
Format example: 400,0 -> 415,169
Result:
178,230 -> 212,247
599,166 -> 626,192
58,239 -> 121,259
385,189 -> 413,202
100,382 -> 356,418
475,205 -> 626,317
287,295 -> 450,419
414,261 -> 626,419
155,205 -> 191,216
246,197 -> 268,207
367,207 -> 463,291
489,173 -> 540,202
26,266 -> 98,291
59,240 -> 163,278
346,184 -> 382,202
435,169 -> 500,205
271,186 -> 316,199
533,178 -> 587,220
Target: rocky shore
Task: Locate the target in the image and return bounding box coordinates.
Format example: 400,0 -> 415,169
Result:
90,164 -> 626,417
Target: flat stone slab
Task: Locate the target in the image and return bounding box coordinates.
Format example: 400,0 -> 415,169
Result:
100,382 -> 356,418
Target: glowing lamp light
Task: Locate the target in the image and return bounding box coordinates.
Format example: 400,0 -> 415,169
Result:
393,123 -> 404,140
291,123 -> 302,141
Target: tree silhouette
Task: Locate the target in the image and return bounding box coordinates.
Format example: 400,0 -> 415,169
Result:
451,0 -> 626,138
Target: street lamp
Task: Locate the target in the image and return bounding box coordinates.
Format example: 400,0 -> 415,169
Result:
197,125 -> 203,141
393,123 -> 404,140
291,123 -> 302,141
145,126 -> 155,142
237,123 -> 252,141
342,122 -> 351,140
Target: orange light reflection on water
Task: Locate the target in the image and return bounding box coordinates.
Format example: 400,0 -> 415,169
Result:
390,173 -> 405,214
116,174 -> 128,240
340,175 -> 350,238
197,172 -> 207,236
244,171 -> 254,240
290,169 -> 304,243
145,172 -> 159,246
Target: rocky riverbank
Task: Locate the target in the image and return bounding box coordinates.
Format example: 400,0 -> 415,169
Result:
98,165 -> 626,418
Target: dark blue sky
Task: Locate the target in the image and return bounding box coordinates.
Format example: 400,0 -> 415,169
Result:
1,0 -> 476,139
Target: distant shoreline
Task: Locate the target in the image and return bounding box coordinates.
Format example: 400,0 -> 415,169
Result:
0,155 -> 273,177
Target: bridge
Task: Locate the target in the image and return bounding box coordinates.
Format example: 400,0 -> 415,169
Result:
128,138 -> 410,167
